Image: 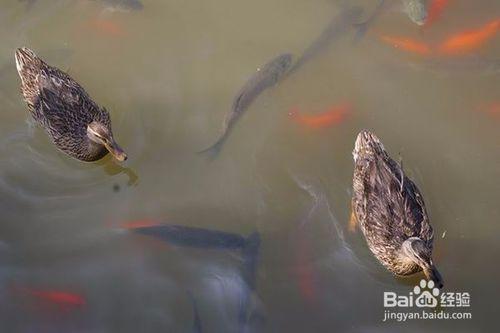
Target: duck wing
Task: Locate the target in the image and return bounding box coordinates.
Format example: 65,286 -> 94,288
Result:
36,68 -> 107,127
361,155 -> 433,247
38,67 -> 88,107
36,87 -> 85,141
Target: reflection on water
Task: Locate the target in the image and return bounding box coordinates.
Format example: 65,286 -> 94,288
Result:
99,159 -> 139,186
0,0 -> 499,332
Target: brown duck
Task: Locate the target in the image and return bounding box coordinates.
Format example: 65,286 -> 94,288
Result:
15,47 -> 127,162
351,130 -> 443,287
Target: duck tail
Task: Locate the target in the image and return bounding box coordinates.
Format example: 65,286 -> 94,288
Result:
15,47 -> 40,75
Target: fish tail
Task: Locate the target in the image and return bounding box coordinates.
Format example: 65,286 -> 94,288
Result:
196,139 -> 224,160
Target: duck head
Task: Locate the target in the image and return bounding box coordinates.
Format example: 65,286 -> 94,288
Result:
87,122 -> 127,162
402,237 -> 443,288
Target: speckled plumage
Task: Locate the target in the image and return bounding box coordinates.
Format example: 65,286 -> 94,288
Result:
15,47 -> 114,162
352,130 -> 440,282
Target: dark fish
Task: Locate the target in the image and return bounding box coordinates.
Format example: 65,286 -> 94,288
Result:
19,0 -> 143,11
354,0 -> 388,41
95,0 -> 144,11
18,0 -> 37,10
289,6 -> 363,73
130,225 -> 262,333
131,224 -> 259,251
198,53 -> 293,158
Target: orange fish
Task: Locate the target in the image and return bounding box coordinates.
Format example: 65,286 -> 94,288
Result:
117,220 -> 175,251
438,19 -> 500,55
481,102 -> 500,117
120,219 -> 160,229
377,34 -> 432,55
15,286 -> 86,310
88,19 -> 125,37
424,0 -> 452,28
487,103 -> 500,116
294,232 -> 318,305
289,104 -> 351,129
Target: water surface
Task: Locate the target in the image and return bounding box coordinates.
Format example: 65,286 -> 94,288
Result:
0,0 -> 499,332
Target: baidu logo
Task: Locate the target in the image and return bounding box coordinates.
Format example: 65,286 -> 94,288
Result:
413,279 -> 440,307
384,279 -> 440,308
384,279 -> 471,309
382,280 -> 472,321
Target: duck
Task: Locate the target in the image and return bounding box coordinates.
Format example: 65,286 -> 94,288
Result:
351,130 -> 443,287
15,47 -> 127,162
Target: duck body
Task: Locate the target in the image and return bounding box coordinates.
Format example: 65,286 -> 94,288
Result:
15,47 -> 126,162
352,130 -> 442,287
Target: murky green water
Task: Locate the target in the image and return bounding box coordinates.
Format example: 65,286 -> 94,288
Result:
0,0 -> 499,332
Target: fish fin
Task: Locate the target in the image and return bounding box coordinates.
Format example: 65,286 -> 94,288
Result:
353,0 -> 387,42
197,138 -> 224,160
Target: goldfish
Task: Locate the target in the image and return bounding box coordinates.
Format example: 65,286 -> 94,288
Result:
478,102 -> 500,118
289,104 -> 351,129
424,0 -> 452,28
487,103 -> 500,116
438,19 -> 500,55
120,219 -> 160,229
289,176 -> 322,306
15,286 -> 86,310
294,233 -> 318,304
377,34 -> 432,55
88,19 -> 125,37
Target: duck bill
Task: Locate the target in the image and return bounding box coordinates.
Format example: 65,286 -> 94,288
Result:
423,264 -> 444,289
105,140 -> 127,162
